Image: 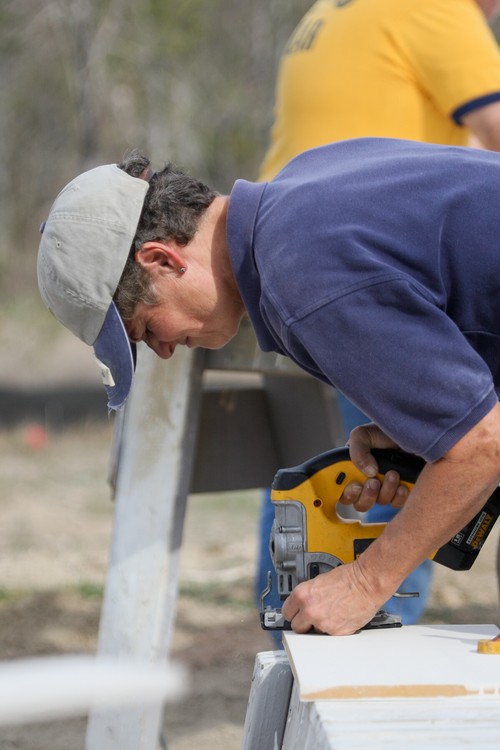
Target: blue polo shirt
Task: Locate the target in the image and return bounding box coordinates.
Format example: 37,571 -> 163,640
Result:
226,138 -> 499,462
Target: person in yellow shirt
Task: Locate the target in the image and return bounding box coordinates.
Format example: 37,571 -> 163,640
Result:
257,0 -> 500,635
260,0 -> 500,183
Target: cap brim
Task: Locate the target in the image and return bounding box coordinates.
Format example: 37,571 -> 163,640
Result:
93,302 -> 136,411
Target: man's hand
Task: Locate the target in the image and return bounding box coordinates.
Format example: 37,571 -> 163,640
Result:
281,560 -> 383,636
282,423 -> 410,635
283,404 -> 500,637
339,423 -> 410,512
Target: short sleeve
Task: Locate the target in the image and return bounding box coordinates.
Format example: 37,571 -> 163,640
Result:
289,277 -> 497,462
396,0 -> 500,121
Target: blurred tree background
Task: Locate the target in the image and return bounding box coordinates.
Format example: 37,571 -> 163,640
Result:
1,3 -> 499,321
0,0 -> 310,302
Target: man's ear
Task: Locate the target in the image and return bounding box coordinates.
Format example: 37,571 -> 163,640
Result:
135,240 -> 185,271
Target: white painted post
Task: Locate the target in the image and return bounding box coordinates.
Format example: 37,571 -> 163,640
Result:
241,651 -> 293,750
85,345 -> 205,750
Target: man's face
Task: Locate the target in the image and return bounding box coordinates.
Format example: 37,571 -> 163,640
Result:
125,271 -> 243,359
124,198 -> 244,359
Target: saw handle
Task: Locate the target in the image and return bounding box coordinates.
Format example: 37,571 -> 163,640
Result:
272,447 -> 425,491
272,446 -> 500,571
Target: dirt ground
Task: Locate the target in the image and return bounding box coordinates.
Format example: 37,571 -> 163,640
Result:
0,420 -> 499,750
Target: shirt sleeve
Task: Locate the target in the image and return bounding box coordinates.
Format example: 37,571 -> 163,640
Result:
287,277 -> 498,463
397,0 -> 500,122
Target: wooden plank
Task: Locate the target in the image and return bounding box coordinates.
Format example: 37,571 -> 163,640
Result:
191,387 -> 279,492
191,374 -> 344,493
241,651 -> 293,750
283,624 -> 500,701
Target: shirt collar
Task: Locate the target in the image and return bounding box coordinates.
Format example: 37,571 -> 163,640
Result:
226,179 -> 278,351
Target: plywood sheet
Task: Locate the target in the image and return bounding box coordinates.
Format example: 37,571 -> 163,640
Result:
283,624 -> 500,701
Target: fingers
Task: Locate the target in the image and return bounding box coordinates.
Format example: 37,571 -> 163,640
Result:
390,483 -> 410,509
281,567 -> 383,636
342,423 -> 409,510
340,470 -> 409,511
282,584 -> 310,633
378,470 -> 409,507
282,584 -> 324,634
341,478 -> 382,512
348,423 -> 400,477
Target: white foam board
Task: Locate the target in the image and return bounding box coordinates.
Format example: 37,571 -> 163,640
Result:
284,623 -> 500,701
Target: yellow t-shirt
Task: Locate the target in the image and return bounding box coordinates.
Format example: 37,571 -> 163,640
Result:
259,0 -> 500,181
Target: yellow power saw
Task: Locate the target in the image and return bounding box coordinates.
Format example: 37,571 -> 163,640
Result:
260,447 -> 500,631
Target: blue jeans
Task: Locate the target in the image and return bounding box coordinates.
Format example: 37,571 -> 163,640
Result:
256,489 -> 285,648
256,394 -> 432,643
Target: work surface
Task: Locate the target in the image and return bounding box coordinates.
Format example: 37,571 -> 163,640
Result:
283,623 -> 500,701
277,624 -> 500,750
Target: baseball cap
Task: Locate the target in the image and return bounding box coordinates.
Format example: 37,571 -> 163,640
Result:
37,163 -> 151,410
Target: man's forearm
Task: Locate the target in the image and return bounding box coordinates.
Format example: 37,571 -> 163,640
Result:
463,102 -> 500,152
356,403 -> 500,600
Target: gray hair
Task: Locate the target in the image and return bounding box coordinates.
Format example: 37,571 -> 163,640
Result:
114,149 -> 217,320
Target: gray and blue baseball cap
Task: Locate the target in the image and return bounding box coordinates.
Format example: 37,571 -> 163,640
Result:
37,164 -> 150,410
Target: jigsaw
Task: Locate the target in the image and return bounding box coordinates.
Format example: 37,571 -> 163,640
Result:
260,447 -> 500,632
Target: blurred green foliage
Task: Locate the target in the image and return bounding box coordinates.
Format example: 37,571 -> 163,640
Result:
0,0 -> 310,298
